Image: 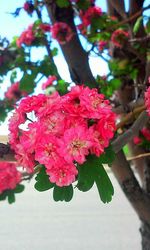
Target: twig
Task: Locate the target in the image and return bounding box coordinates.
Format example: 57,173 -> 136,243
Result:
127,153 -> 150,161
112,111 -> 149,153
116,105 -> 145,129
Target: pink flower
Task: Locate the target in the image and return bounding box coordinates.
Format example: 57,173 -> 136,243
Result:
133,136 -> 142,145
98,40 -> 107,51
51,22 -> 73,44
16,24 -> 35,47
5,82 -> 27,101
47,160 -> 78,187
39,23 -> 51,33
111,29 -> 129,48
145,87 -> 150,116
42,76 -> 57,90
80,6 -> 102,26
141,128 -> 150,141
58,126 -> 93,164
35,134 -> 60,167
0,162 -> 22,194
23,1 -> 34,14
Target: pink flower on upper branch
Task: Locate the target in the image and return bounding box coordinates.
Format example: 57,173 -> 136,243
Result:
42,76 -> 57,90
98,40 -> 107,51
23,1 -> 34,14
5,82 -> 27,101
141,128 -> 150,141
16,24 -> 35,47
145,87 -> 150,116
51,22 -> 74,44
39,23 -> 51,33
0,162 -> 22,194
133,136 -> 142,145
80,6 -> 102,26
111,29 -> 129,48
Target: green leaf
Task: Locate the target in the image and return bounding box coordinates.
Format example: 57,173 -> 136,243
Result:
133,16 -> 143,34
10,70 -> 17,83
20,73 -> 36,92
34,166 -> 54,192
109,78 -> 121,90
146,18 -> 150,33
93,165 -> 114,203
77,160 -> 95,192
53,185 -> 73,202
8,191 -> 15,204
14,184 -> 25,193
77,154 -> 114,203
99,145 -> 115,164
56,0 -> 70,8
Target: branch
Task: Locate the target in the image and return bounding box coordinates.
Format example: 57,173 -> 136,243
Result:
113,98 -> 144,114
0,143 -> 15,162
108,0 -> 127,19
111,150 -> 150,223
116,105 -> 145,129
112,111 -> 149,153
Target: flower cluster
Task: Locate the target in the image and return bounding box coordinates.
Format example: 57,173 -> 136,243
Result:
9,86 -> 116,187
5,82 -> 27,102
0,162 -> 22,194
111,29 -> 129,48
80,6 -> 102,27
16,22 -> 51,47
145,87 -> 150,116
51,22 -> 73,44
42,76 -> 57,90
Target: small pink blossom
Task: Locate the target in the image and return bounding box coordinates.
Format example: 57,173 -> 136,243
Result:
80,6 -> 102,26
5,82 -> 27,101
51,22 -> 73,44
98,40 -> 107,51
58,126 -> 93,164
23,1 -> 34,14
145,87 -> 150,116
0,162 -> 22,194
133,136 -> 142,145
42,76 -> 57,90
47,160 -> 78,187
111,29 -> 129,48
141,128 -> 150,141
17,24 -> 35,47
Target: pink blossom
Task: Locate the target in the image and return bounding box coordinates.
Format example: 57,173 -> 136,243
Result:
145,87 -> 150,116
16,24 -> 35,47
23,1 -> 34,14
141,128 -> 150,141
58,126 -> 93,164
5,82 -> 27,101
51,22 -> 73,44
133,136 -> 142,145
39,23 -> 51,33
111,29 -> 129,48
47,160 -> 78,187
35,134 -> 60,167
98,40 -> 107,51
80,6 -> 102,26
0,162 -> 22,194
42,76 -> 57,90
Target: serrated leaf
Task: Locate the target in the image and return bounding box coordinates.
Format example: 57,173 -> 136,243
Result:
133,16 -> 143,34
20,73 -> 36,92
93,165 -> 114,203
14,184 -> 25,193
8,192 -> 15,204
99,145 -> 115,164
34,166 -> 54,192
53,185 -> 73,202
77,161 -> 94,192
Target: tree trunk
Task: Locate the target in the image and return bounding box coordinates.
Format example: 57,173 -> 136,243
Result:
140,221 -> 150,250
